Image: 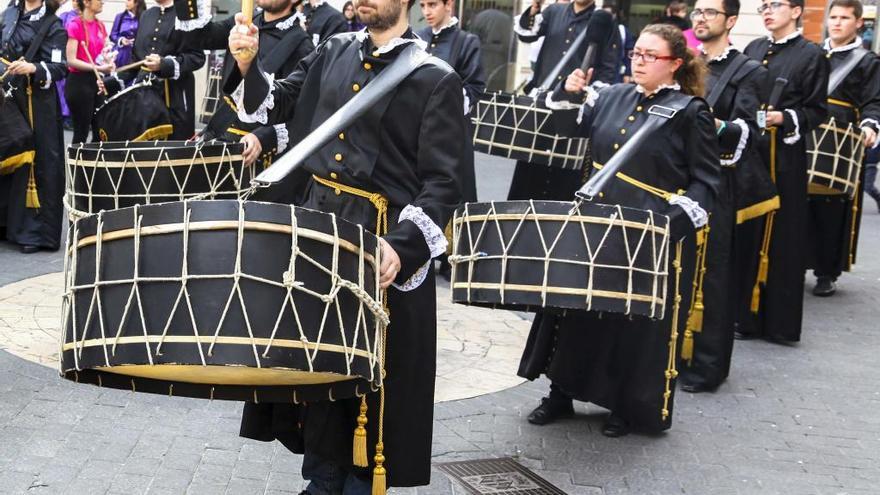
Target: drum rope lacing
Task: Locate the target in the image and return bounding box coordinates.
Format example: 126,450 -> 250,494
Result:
61,198 -> 388,391
807,115 -> 865,195
449,199 -> 670,319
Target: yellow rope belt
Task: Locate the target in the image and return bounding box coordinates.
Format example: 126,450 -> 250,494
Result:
828,98 -> 854,108
592,163 -> 685,200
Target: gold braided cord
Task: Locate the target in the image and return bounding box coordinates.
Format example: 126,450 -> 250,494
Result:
0,150 -> 35,175
24,77 -> 39,209
592,163 -> 685,200
662,241 -> 683,421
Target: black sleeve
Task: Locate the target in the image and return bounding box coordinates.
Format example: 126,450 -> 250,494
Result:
590,24 -> 621,85
173,4 -> 237,52
31,19 -> 68,89
159,30 -> 206,79
322,12 -> 348,41
458,34 -> 486,112
516,5 -> 549,43
858,54 -> 880,129
782,45 -> 829,137
718,65 -> 766,161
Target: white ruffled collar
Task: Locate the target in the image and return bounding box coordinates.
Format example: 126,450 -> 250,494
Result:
768,30 -> 801,44
635,82 -> 681,96
275,12 -> 303,31
823,37 -> 862,53
431,16 -> 458,35
27,2 -> 46,21
354,28 -> 428,55
699,43 -> 735,62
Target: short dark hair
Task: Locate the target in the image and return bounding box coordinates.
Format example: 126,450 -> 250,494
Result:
829,0 -> 863,18
723,0 -> 740,17
788,0 -> 804,9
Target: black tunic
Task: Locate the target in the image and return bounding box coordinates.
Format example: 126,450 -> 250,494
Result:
680,47 -> 766,391
417,21 -> 485,203
0,3 -> 67,249
518,84 -> 720,431
807,40 -> 880,279
174,8 -> 313,167
129,4 -> 205,140
739,33 -> 828,342
223,30 -> 464,486
303,1 -> 347,46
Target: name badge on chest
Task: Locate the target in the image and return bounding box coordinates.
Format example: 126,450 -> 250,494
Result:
51,49 -> 62,63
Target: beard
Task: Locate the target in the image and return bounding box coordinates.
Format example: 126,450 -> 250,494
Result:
259,0 -> 292,14
694,24 -> 723,42
358,0 -> 402,31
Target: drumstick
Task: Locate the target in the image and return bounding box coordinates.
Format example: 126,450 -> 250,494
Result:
0,56 -> 22,82
115,59 -> 147,73
80,41 -> 107,95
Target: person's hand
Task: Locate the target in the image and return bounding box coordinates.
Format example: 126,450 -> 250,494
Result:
96,77 -> 107,95
564,68 -> 592,93
239,133 -> 262,166
378,238 -> 401,289
765,110 -> 784,127
7,60 -> 36,75
863,126 -> 878,148
530,0 -> 541,15
229,13 -> 259,73
143,54 -> 162,72
121,37 -> 133,47
97,63 -> 115,74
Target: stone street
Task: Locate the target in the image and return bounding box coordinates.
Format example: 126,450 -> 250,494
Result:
0,153 -> 878,494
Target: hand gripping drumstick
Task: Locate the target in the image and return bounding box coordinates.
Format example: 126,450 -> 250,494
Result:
115,59 -> 147,73
231,0 -> 258,63
79,41 -> 107,95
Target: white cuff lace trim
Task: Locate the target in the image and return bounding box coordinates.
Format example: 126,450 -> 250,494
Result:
544,91 -> 581,111
390,205 -> 447,292
513,13 -> 543,37
175,0 -> 212,31
860,118 -> 879,132
392,261 -> 431,292
274,123 -> 290,151
166,56 -> 180,80
720,118 -> 749,166
783,109 -> 801,145
39,62 -> 52,89
232,71 -> 275,125
463,88 -> 470,115
668,195 -> 708,229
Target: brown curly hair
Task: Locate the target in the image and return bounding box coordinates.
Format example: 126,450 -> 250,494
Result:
639,23 -> 707,97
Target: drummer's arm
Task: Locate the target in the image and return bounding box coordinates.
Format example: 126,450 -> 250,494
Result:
544,68 -> 601,138
779,53 -> 829,144
172,0 -> 234,51
513,3 -> 549,43
158,33 -> 206,81
718,65 -> 766,166
858,56 -> 880,148
383,72 -> 465,291
32,20 -> 68,90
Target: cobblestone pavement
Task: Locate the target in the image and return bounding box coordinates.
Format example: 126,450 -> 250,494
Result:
0,154 -> 879,494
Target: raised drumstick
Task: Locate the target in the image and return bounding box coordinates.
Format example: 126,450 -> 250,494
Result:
79,41 -> 107,95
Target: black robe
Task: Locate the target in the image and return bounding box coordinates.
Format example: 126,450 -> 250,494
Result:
0,4 -> 67,249
417,21 -> 485,203
223,30 -> 464,486
174,7 -> 313,167
124,4 -> 205,140
518,84 -> 720,432
303,1 -> 347,46
508,2 -> 619,203
806,40 -> 880,279
738,33 -> 828,342
680,47 -> 766,391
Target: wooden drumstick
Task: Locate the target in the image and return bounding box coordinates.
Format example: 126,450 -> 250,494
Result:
231,0 -> 258,63
115,59 -> 147,73
80,41 -> 107,95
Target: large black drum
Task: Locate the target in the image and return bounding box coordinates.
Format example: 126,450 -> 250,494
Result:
450,200 -> 671,319
60,200 -> 386,402
0,90 -> 34,175
94,79 -> 173,142
472,92 -> 588,169
65,140 -> 252,218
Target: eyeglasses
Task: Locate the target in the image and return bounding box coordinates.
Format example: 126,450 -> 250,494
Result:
628,50 -> 678,63
757,2 -> 792,14
689,8 -> 728,20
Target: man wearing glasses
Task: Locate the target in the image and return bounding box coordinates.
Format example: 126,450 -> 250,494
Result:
736,0 -> 828,344
806,0 -> 880,297
679,0 -> 768,393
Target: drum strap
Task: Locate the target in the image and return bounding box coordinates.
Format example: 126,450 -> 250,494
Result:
705,53 -> 751,109
828,47 -> 870,95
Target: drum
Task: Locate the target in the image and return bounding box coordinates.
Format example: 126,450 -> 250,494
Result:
807,113 -> 864,198
60,199 -> 386,402
94,79 -> 173,142
0,92 -> 34,175
449,200 -> 671,319
471,92 -> 588,169
65,140 -> 253,218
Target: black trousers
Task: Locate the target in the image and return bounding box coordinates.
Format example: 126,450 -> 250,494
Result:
65,72 -> 103,144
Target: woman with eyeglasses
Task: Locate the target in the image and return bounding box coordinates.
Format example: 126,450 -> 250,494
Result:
734,0 -> 828,344
520,23 -> 720,436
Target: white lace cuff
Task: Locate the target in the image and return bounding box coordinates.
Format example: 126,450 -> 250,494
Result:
232,71 -> 275,125
860,118 -> 879,132
783,109 -> 801,145
175,0 -> 211,31
720,118 -> 749,166
392,261 -> 431,292
40,62 -> 52,89
398,205 -> 447,258
513,13 -> 543,37
543,91 -> 580,111
463,88 -> 470,115
165,56 -> 180,80
668,195 -> 708,229
274,123 -> 290,151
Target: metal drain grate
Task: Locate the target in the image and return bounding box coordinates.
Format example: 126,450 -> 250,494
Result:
436,457 -> 566,495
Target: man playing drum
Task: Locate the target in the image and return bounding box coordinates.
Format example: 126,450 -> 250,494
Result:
806,0 -> 880,297
225,0 -> 465,491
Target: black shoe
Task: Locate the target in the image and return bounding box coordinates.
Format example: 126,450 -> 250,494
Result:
19,244 -> 40,254
526,396 -> 574,425
601,414 -> 630,437
680,382 -> 712,394
734,331 -> 756,341
812,277 -> 836,297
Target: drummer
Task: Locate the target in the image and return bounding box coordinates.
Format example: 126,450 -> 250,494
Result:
172,0 -> 313,169
105,0 -> 205,140
508,0 -> 620,201
302,0 -> 347,45
226,0 -> 465,490
519,24 -> 719,435
806,0 -> 880,297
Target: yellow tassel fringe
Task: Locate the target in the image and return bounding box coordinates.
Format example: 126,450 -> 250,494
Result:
25,164 -> 40,209
681,329 -> 694,361
372,443 -> 386,495
353,396 -> 369,467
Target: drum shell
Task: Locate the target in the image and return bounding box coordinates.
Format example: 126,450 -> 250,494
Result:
806,104 -> 863,198
66,141 -> 252,216
450,200 -> 670,319
94,81 -> 172,142
0,96 -> 35,174
61,200 -> 383,403
472,92 -> 588,169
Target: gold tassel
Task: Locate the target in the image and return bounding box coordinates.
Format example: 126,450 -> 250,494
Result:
750,282 -> 761,314
688,298 -> 704,333
353,396 -> 369,467
756,253 -> 769,284
372,442 -> 386,495
25,163 -> 40,209
681,329 -> 694,361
